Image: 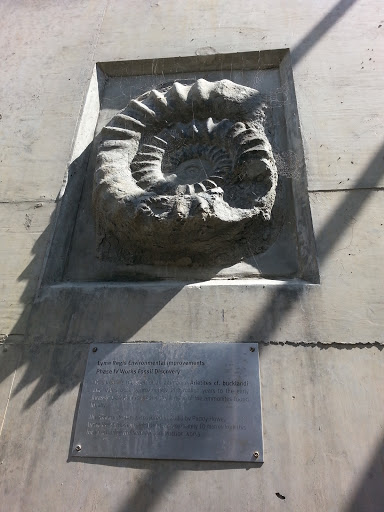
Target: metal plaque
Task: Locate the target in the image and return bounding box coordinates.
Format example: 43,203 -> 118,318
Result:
72,343 -> 263,462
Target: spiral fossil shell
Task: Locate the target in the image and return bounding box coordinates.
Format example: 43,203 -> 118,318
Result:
93,78 -> 278,266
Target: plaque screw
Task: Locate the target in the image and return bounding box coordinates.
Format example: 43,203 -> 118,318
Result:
75,445 -> 82,452
92,347 -> 97,353
253,451 -> 259,459
250,347 -> 255,352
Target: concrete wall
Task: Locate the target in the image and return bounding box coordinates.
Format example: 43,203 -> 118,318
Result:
1,1 -> 383,510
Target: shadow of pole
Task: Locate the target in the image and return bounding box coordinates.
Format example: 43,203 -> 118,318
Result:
1,0 -> 365,404
344,434 -> 384,512
291,0 -> 359,67
245,142 -> 384,344
112,1 -> 383,508
112,147 -> 384,512
116,464 -> 180,512
1,2 -> 381,510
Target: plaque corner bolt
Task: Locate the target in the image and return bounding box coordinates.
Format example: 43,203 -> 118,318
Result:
253,451 -> 259,459
75,445 -> 82,452
92,347 -> 97,353
250,347 -> 255,352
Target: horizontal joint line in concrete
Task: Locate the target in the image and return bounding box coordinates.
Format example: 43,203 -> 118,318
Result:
309,187 -> 384,193
0,340 -> 383,349
0,199 -> 56,205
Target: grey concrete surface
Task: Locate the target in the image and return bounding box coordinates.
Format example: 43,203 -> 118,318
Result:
0,1 -> 383,511
96,0 -> 384,191
22,188 -> 384,345
0,0 -> 108,203
0,346 -> 20,436
0,202 -> 54,335
0,344 -> 383,512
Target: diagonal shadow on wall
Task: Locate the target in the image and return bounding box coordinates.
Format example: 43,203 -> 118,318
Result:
108,0 -> 384,500
291,0 -> 359,66
1,1 -> 383,510
1,0 -> 364,411
108,138 -> 384,512
0,143 -> 186,407
344,434 -> 384,512
239,142 -> 384,346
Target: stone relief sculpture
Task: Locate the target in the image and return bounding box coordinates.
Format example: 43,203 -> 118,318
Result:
93,78 -> 279,266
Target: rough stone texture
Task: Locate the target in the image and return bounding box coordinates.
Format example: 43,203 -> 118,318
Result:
64,63 -> 309,282
94,79 -> 278,266
0,1 -> 383,511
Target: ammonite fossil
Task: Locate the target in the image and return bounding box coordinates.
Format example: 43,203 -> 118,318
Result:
93,78 -> 278,266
